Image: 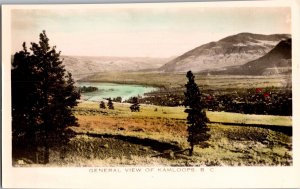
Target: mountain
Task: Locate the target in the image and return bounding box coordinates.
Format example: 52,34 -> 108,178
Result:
217,38 -> 291,75
160,33 -> 291,73
62,56 -> 172,80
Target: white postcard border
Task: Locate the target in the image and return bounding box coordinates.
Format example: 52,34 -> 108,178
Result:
2,1 -> 300,188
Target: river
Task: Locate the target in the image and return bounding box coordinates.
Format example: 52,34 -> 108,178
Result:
77,82 -> 157,101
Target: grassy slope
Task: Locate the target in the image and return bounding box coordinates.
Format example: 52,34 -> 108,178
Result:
207,111 -> 292,127
61,73 -> 292,166
14,100 -> 292,166
73,102 -> 188,147
76,101 -> 292,127
73,102 -> 292,143
53,101 -> 292,166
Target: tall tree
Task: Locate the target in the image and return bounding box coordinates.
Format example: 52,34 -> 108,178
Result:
184,71 -> 210,156
12,31 -> 80,164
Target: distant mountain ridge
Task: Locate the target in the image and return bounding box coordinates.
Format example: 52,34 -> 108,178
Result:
62,56 -> 172,80
62,33 -> 291,80
160,33 -> 291,73
216,38 -> 291,75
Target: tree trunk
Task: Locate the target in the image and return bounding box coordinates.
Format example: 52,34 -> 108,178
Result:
43,133 -> 50,164
189,144 -> 194,156
34,133 -> 39,163
44,146 -> 49,164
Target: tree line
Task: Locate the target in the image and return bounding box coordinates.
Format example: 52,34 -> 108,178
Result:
138,88 -> 292,116
79,86 -> 98,93
99,97 -> 140,112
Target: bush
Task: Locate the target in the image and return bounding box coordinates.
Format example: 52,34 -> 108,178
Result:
99,101 -> 106,109
79,86 -> 98,93
130,97 -> 140,112
112,96 -> 122,102
107,98 -> 114,109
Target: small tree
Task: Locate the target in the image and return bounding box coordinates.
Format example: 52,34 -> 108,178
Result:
130,97 -> 140,112
107,98 -> 114,109
184,71 -> 210,156
99,101 -> 106,109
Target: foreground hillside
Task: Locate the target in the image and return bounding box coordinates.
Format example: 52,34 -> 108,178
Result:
160,33 -> 290,73
13,101 -> 292,166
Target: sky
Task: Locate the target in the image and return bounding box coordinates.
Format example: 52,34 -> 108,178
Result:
11,5 -> 291,58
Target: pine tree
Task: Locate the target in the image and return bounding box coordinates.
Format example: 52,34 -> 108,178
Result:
130,97 -> 140,112
184,71 -> 210,156
12,31 -> 80,164
12,42 -> 39,138
107,98 -> 114,109
100,101 -> 106,109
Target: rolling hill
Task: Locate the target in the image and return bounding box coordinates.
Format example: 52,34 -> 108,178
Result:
160,33 -> 291,73
62,56 -> 172,80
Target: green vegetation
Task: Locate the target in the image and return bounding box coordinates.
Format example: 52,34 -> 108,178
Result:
79,86 -> 98,93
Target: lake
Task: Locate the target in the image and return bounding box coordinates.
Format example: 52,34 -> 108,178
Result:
77,82 -> 158,101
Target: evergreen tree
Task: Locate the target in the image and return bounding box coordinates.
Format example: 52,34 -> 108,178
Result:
130,97 -> 140,112
107,98 -> 114,109
12,31 -> 80,164
184,71 -> 210,156
113,96 -> 122,103
100,101 -> 106,109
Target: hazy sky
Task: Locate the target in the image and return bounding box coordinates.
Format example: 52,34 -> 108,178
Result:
11,5 -> 291,58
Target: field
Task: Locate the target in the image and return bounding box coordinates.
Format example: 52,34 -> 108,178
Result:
13,73 -> 292,166
14,100 -> 292,166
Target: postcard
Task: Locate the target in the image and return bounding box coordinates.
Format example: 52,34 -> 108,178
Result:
2,1 -> 300,188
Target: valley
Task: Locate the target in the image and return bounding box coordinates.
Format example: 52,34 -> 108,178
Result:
13,32 -> 293,167
13,72 -> 292,166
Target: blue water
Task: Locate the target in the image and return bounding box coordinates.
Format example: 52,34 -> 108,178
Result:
77,82 -> 157,101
